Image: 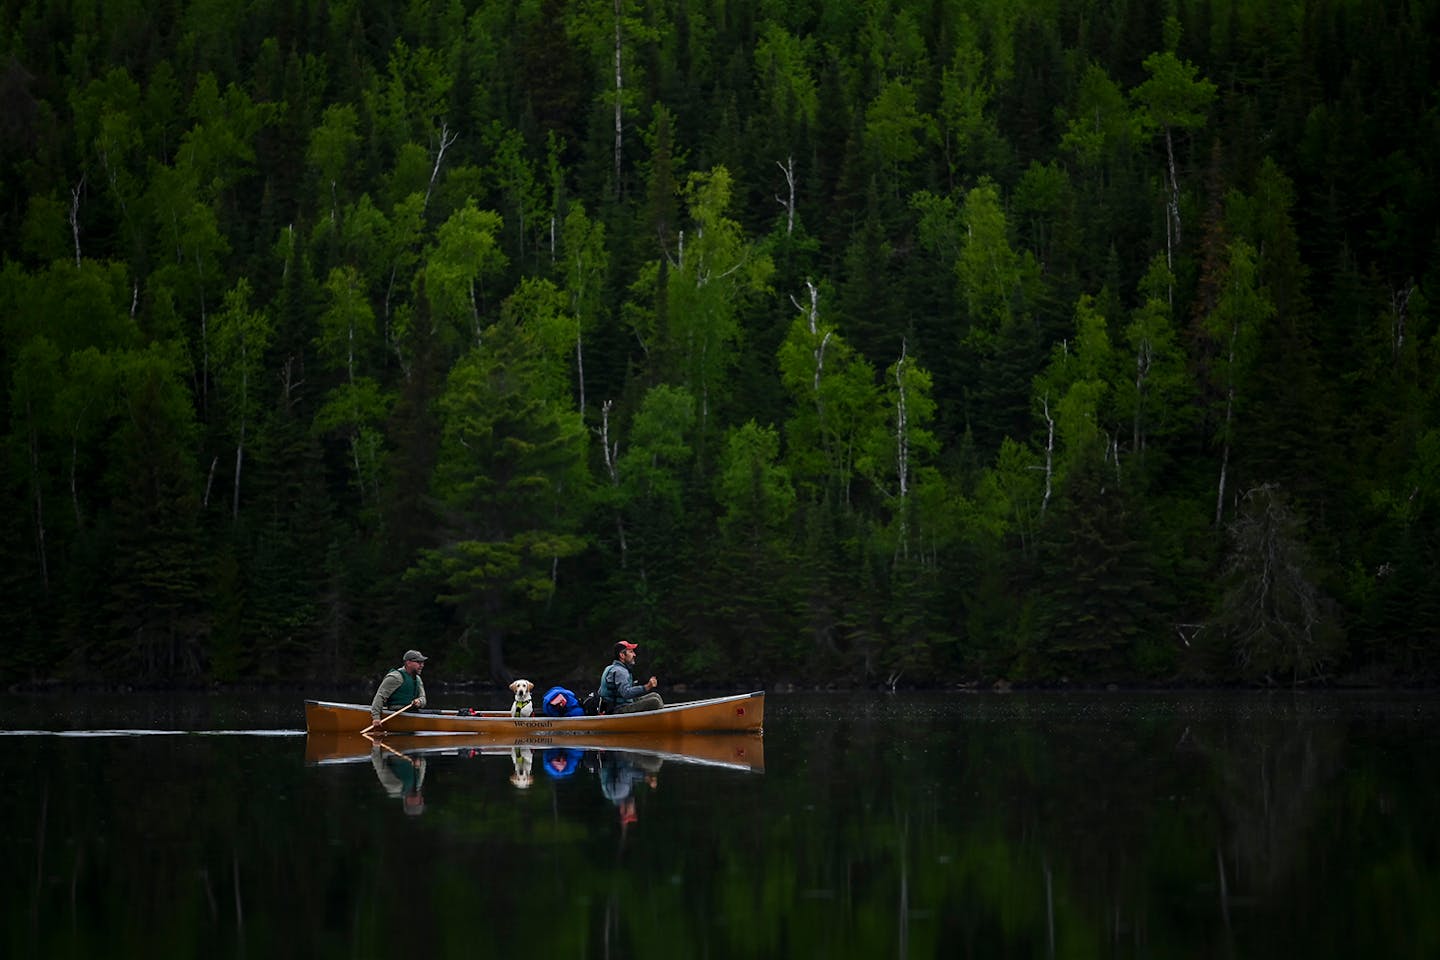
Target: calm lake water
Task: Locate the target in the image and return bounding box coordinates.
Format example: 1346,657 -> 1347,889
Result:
2,691 -> 1436,959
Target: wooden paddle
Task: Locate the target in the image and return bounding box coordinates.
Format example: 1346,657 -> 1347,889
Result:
365,733 -> 411,761
361,700 -> 416,735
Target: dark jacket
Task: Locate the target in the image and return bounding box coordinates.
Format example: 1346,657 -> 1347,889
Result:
599,660 -> 648,707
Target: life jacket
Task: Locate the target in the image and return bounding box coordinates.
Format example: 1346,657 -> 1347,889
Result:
540,686 -> 584,717
384,667 -> 421,708
599,662 -> 626,708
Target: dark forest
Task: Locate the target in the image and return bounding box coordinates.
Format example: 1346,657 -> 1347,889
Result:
2,0 -> 1437,688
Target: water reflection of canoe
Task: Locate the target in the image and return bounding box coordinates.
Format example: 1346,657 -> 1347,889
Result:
305,731 -> 765,772
304,691 -> 764,735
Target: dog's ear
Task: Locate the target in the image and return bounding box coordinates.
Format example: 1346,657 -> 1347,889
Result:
509,680 -> 519,693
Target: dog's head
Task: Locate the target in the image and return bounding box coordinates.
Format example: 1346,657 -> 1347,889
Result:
509,678 -> 534,702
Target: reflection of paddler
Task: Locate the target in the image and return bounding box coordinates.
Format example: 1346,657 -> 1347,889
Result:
369,737 -> 427,816
598,751 -> 662,828
542,747 -> 584,778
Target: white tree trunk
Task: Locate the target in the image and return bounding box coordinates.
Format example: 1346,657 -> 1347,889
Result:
1133,334 -> 1152,460
776,157 -> 796,235
1391,281 -> 1413,364
1164,126 -> 1180,306
1040,394 -> 1054,516
894,341 -> 910,502
195,249 -> 209,417
1215,325 -> 1238,527
599,400 -> 627,565
424,121 -> 458,214
576,327 -> 587,417
894,341 -> 911,560
69,174 -> 85,267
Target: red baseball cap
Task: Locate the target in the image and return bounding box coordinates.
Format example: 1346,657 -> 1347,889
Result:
616,641 -> 638,651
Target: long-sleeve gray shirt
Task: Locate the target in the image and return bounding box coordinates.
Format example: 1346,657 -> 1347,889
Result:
370,669 -> 427,721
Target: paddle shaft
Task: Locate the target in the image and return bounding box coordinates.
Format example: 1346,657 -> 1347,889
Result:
366,734 -> 411,761
361,700 -> 415,734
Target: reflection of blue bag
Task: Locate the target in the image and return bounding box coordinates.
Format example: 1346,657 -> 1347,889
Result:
540,686 -> 584,717
542,747 -> 583,778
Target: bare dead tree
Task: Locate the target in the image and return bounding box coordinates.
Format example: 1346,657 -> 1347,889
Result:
1037,393 -> 1054,516
893,340 -> 912,560
203,454 -> 219,510
422,121 -> 459,214
1213,484 -> 1336,683
1133,330 -> 1153,459
789,278 -> 828,405
1390,279 -> 1414,365
599,400 -> 627,566
776,156 -> 796,235
69,174 -> 85,266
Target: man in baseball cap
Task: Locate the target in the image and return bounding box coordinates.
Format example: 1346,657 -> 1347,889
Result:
370,649 -> 429,724
597,640 -> 663,713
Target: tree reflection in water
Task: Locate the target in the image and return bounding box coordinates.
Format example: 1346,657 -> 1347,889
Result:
2,694 -> 1435,959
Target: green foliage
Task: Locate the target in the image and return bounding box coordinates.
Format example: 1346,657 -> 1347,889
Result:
4,0 -> 1440,684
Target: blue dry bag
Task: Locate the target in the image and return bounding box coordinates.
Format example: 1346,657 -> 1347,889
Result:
540,686 -> 585,717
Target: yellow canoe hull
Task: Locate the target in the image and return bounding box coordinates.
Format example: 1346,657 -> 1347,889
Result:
304,691 -> 765,735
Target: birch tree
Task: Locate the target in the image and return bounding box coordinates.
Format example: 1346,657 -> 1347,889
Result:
1132,23 -> 1216,278
9,337 -> 62,591
664,166 -> 774,433
363,38 -> 454,164
306,104 -> 361,226
954,179 -> 1041,447
211,279 -> 273,520
777,279 -> 881,507
860,341 -> 939,559
607,384 -> 696,639
561,203 -> 608,417
423,200 -> 507,354
313,265 -> 391,506
1204,240 -> 1272,527
69,68 -> 145,254
146,165 -> 229,417
1058,62 -> 1137,183
1031,294 -> 1117,507
1120,255 -> 1193,477
566,0 -> 664,194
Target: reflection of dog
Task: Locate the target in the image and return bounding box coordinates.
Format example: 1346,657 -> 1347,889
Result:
509,679 -> 535,717
510,746 -> 534,789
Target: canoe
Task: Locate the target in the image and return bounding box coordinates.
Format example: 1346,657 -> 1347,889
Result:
305,730 -> 765,772
304,690 -> 764,735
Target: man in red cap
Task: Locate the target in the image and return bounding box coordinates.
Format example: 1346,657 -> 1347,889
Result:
598,640 -> 663,713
